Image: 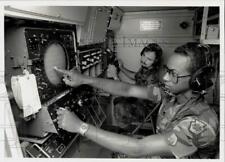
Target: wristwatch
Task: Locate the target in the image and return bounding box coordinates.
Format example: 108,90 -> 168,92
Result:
79,123 -> 89,136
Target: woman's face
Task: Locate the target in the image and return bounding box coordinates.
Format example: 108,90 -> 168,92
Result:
140,51 -> 156,68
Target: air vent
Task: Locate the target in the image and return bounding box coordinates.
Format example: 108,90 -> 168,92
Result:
140,19 -> 161,31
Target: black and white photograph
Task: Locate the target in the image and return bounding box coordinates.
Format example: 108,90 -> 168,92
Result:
0,0 -> 224,160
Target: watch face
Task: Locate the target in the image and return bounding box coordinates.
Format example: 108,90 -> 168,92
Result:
81,124 -> 88,129
80,123 -> 89,135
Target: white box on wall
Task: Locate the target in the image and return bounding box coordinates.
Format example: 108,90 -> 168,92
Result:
206,25 -> 219,39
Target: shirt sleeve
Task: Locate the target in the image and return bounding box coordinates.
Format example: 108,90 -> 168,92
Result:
164,117 -> 217,158
146,85 -> 162,103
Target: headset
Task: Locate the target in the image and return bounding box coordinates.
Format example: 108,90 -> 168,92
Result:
175,43 -> 215,94
189,65 -> 214,93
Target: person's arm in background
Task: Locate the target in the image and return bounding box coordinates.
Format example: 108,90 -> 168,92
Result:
118,59 -> 136,81
107,63 -> 136,84
106,64 -> 120,80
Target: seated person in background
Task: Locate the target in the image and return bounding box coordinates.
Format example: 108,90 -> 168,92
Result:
55,43 -> 218,158
107,43 -> 163,129
118,43 -> 162,86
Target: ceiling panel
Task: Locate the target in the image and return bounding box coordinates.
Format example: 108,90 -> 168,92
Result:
118,7 -> 195,13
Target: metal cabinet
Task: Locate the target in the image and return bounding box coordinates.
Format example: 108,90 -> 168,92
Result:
108,7 -> 123,31
78,7 -> 111,46
196,7 -> 220,45
5,6 -> 88,25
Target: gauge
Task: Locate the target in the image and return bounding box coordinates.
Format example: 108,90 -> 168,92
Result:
44,42 -> 68,86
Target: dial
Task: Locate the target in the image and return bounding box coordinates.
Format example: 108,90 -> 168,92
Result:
44,42 -> 67,86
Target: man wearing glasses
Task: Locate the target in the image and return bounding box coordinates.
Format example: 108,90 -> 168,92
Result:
55,43 -> 218,158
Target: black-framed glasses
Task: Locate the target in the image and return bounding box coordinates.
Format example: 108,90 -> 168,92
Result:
163,65 -> 191,83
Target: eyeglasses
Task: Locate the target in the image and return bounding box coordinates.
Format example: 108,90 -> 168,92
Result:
163,65 -> 191,83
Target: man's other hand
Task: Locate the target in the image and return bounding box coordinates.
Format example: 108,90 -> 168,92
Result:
56,107 -> 83,133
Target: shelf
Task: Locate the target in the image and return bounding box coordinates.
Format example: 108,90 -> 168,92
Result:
200,7 -> 220,45
201,39 -> 220,45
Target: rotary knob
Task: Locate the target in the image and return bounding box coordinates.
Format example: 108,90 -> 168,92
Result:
82,61 -> 87,65
77,99 -> 83,106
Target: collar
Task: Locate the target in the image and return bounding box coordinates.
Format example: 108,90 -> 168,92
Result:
175,91 -> 199,104
140,66 -> 155,73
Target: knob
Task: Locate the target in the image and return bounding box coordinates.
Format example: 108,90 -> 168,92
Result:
41,38 -> 47,44
38,86 -> 44,90
77,99 -> 83,106
35,68 -> 42,72
41,82 -> 48,87
82,61 -> 87,65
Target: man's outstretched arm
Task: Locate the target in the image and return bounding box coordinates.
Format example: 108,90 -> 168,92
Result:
54,67 -> 160,101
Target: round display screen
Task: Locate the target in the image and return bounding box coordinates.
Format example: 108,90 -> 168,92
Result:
44,42 -> 67,86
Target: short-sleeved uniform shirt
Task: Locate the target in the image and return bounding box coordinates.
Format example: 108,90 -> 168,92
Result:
146,85 -> 219,158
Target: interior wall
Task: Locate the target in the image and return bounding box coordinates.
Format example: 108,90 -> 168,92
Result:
115,9 -> 196,72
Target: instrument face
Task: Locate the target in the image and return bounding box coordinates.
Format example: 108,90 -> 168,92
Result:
44,42 -> 67,86
24,28 -> 76,103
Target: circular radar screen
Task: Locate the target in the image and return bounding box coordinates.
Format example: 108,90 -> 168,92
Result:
44,42 -> 67,86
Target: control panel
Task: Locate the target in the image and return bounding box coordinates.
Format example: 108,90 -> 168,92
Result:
78,48 -> 103,72
24,85 -> 106,158
25,133 -> 78,158
24,28 -> 77,103
5,26 -> 106,158
77,46 -> 104,77
46,85 -> 106,135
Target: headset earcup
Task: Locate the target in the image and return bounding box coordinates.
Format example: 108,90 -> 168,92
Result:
190,66 -> 214,92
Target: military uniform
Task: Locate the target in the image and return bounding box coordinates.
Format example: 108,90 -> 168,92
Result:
113,84 -> 218,159
147,85 -> 219,158
134,67 -> 158,86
